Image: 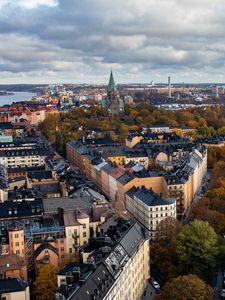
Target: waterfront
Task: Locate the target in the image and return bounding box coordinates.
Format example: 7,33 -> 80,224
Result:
0,92 -> 36,106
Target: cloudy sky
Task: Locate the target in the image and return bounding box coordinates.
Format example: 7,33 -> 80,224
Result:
0,0 -> 225,84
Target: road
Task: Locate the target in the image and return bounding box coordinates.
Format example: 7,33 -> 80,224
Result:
141,283 -> 156,300
181,170 -> 211,225
214,270 -> 223,300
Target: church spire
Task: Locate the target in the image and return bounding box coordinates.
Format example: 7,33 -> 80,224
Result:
107,69 -> 117,92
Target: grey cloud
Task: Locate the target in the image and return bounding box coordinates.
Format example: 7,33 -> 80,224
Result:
0,0 -> 225,83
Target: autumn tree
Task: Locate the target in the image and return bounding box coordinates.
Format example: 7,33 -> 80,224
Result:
189,202 -> 225,235
177,220 -> 219,279
34,264 -> 58,300
160,274 -> 213,300
151,219 -> 183,279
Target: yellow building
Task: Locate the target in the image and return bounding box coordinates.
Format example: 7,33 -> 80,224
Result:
56,221 -> 150,300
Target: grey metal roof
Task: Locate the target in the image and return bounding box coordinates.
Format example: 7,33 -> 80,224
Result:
127,186 -> 176,206
0,278 -> 28,293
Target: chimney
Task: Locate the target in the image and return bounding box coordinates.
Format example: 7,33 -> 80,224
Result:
168,76 -> 171,98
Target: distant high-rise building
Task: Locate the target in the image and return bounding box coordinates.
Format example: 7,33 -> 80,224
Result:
102,71 -> 124,116
168,76 -> 172,98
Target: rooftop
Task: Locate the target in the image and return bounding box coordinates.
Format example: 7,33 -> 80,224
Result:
0,278 -> 28,293
126,186 -> 176,206
57,220 -> 147,300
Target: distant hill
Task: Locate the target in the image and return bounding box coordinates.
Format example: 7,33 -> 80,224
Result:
0,84 -> 48,93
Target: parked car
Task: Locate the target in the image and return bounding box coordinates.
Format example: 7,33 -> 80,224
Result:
149,278 -> 160,292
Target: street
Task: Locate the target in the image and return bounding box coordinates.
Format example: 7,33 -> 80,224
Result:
214,270 -> 223,300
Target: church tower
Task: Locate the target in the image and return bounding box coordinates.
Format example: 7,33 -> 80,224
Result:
102,70 -> 124,116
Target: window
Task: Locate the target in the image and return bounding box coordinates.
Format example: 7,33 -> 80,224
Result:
16,250 -> 20,254
60,247 -> 64,252
83,232 -> 87,238
60,239 -> 64,244
69,248 -> 72,253
15,242 -> 20,246
83,224 -> 86,229
61,255 -> 65,259
15,234 -> 19,238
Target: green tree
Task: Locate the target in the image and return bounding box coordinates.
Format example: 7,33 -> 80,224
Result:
177,220 -> 219,279
190,203 -> 225,235
34,264 -> 58,300
160,274 -> 213,300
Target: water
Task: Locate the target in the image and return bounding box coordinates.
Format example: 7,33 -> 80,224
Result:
0,92 -> 36,106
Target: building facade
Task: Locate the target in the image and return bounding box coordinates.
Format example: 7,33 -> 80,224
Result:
126,186 -> 176,239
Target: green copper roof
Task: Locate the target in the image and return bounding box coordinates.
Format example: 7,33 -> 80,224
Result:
107,70 -> 117,92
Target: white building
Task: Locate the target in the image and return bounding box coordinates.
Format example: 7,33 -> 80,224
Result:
0,149 -> 48,168
126,186 -> 176,240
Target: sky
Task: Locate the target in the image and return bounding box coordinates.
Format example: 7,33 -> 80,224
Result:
0,0 -> 225,84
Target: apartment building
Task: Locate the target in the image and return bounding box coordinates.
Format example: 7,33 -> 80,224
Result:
0,148 -> 48,168
126,186 -> 176,239
55,220 -> 150,300
126,131 -> 181,148
67,138 -> 207,217
0,141 -> 49,169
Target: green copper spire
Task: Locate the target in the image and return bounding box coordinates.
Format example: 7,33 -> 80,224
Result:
107,70 -> 117,92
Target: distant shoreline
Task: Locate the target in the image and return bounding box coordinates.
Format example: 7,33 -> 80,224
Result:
0,91 -> 14,96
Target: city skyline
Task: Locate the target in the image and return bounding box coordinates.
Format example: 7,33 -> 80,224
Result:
1,0 -> 225,84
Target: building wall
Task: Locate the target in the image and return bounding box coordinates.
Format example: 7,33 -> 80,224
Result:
66,144 -> 86,171
104,239 -> 150,300
1,286 -> 30,300
107,155 -> 126,165
101,169 -> 110,196
35,248 -> 59,269
8,228 -> 25,258
65,225 -> 80,254
3,267 -> 27,282
0,155 -> 46,168
125,157 -> 149,169
77,216 -> 90,246
34,238 -> 66,267
125,136 -> 142,148
126,194 -> 176,240
108,174 -> 118,202
65,217 -> 90,255
133,176 -> 165,195
84,156 -> 92,180
0,188 -> 8,202
8,178 -> 26,190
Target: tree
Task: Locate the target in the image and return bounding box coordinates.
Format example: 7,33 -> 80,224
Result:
151,219 -> 183,279
34,264 -> 58,300
189,204 -> 225,235
160,274 -> 213,300
176,220 -> 219,279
